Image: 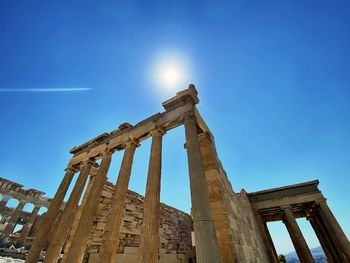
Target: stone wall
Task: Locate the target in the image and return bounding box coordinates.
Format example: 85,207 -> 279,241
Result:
199,132 -> 270,262
82,182 -> 195,263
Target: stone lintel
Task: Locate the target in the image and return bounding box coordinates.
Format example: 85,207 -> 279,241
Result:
250,192 -> 324,211
70,133 -> 110,154
248,180 -> 320,203
70,86 -> 198,157
68,103 -> 193,166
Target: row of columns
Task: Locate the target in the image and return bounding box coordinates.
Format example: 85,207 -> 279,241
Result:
307,201 -> 350,263
261,203 -> 350,263
0,195 -> 43,244
26,113 -> 220,263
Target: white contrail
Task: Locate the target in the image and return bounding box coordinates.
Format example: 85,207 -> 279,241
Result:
0,88 -> 91,92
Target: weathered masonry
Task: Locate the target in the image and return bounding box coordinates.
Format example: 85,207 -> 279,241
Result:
17,85 -> 349,263
0,177 -> 50,245
249,180 -> 350,263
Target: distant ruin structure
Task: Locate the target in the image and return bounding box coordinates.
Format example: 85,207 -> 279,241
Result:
0,85 -> 349,263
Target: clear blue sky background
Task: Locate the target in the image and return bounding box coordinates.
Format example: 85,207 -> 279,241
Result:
0,0 -> 349,255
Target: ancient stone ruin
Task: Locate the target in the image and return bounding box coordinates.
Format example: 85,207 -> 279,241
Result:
0,85 -> 349,263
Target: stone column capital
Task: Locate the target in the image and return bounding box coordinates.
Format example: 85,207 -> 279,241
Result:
182,111 -> 196,122
65,165 -> 79,173
80,159 -> 95,168
102,148 -> 113,158
150,127 -> 166,137
125,139 -> 140,149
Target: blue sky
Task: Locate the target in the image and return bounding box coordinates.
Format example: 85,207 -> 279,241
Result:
0,0 -> 349,255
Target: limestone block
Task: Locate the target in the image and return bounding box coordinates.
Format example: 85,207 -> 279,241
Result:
101,190 -> 112,199
159,248 -> 166,254
96,222 -> 106,230
115,253 -> 139,263
124,246 -> 139,254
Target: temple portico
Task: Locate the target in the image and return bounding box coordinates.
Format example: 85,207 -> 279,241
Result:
248,180 -> 350,263
0,178 -> 50,244
0,84 -> 342,263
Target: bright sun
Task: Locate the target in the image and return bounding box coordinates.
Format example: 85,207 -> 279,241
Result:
151,52 -> 191,93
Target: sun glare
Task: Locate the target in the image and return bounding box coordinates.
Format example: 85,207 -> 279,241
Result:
150,52 -> 191,94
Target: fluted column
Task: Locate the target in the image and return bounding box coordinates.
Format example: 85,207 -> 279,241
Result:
63,150 -> 112,263
1,200 -> 26,241
139,130 -> 164,263
184,113 -> 221,263
283,207 -> 314,263
26,165 -> 78,263
318,200 -> 350,261
263,221 -> 279,263
44,159 -> 94,263
0,195 -> 11,214
100,141 -> 138,263
61,175 -> 95,262
307,212 -> 340,263
17,205 -> 41,244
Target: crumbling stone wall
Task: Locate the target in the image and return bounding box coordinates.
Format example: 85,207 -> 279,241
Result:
83,182 -> 195,263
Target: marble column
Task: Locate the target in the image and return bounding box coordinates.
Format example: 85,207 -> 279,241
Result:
44,159 -> 94,263
307,212 -> 340,263
26,165 -> 78,263
318,200 -> 350,261
63,150 -> 112,263
100,141 -> 137,263
139,130 -> 164,263
263,221 -> 279,263
283,207 -> 314,263
183,113 -> 221,263
1,200 -> 26,241
61,175 -> 95,262
17,205 -> 41,244
0,195 -> 10,214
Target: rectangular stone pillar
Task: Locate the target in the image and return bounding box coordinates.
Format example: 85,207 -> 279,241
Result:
139,130 -> 164,263
63,150 -> 112,263
26,165 -> 78,263
0,195 -> 10,214
17,205 -> 41,244
184,114 -> 221,263
99,141 -> 137,263
44,159 -> 94,263
0,200 -> 26,241
282,207 -> 314,263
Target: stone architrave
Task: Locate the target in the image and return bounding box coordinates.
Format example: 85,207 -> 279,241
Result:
139,130 -> 164,263
63,150 -> 112,263
0,195 -> 10,214
283,207 -> 314,263
0,200 -> 26,241
44,159 -> 94,263
26,166 -> 78,263
17,205 -> 41,244
99,141 -> 138,263
184,113 -> 221,263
